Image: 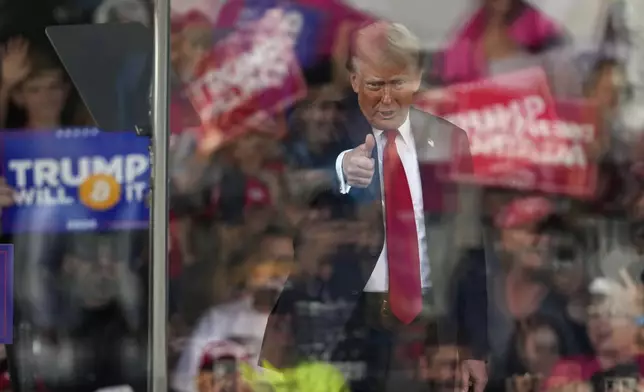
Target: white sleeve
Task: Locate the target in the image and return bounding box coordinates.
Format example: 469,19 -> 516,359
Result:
171,313 -> 220,392
335,149 -> 352,194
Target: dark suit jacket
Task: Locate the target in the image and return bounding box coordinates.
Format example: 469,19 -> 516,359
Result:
260,95 -> 488,367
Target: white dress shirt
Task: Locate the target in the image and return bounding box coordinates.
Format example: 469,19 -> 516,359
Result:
335,114 -> 429,292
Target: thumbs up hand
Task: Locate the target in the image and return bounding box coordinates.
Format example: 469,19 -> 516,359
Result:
342,134 -> 376,188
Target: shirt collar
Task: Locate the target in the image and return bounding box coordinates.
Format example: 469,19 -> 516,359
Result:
372,112 -> 412,146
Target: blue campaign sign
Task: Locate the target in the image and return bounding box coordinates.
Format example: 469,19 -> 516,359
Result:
0,245 -> 12,344
0,129 -> 150,233
237,1 -> 325,68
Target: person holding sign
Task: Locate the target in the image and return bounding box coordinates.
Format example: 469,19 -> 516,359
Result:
260,21 -> 487,392
0,39 -> 75,130
439,0 -> 566,85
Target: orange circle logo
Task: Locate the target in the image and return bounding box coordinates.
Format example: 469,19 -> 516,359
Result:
78,173 -> 122,211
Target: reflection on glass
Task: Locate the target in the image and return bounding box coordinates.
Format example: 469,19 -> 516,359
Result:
1,0 -> 644,391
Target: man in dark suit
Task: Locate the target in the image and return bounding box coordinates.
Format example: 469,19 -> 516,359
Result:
261,21 -> 488,392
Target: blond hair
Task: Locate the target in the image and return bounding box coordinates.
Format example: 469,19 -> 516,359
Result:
349,21 -> 422,73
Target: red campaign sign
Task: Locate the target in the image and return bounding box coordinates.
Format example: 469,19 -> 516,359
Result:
185,10 -> 307,153
416,68 -> 598,198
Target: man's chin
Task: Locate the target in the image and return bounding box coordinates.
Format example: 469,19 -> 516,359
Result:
371,116 -> 405,131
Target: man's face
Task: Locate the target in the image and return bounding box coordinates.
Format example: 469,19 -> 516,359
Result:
233,134 -> 268,172
521,326 -> 560,374
549,235 -> 584,296
247,261 -> 291,311
172,30 -> 208,81
300,100 -> 341,146
421,345 -> 462,392
261,236 -> 294,262
350,54 -> 421,131
501,227 -> 545,269
587,301 -> 639,356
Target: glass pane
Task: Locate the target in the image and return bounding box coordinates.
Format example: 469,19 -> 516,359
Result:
166,0 -> 644,391
0,2 -> 154,391
2,0 -> 644,391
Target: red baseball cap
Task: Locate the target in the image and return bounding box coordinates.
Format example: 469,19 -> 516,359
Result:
199,340 -> 250,370
495,197 -> 554,229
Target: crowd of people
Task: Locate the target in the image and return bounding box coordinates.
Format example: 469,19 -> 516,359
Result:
0,0 -> 642,391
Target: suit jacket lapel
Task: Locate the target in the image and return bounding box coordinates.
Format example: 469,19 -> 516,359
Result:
410,108 -> 431,164
410,108 -> 433,197
411,109 -> 471,313
411,108 -> 453,164
412,109 -> 452,297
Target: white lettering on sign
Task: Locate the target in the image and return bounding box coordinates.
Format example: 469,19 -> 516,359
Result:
8,154 -> 149,207
188,10 -> 302,123
468,135 -> 587,166
445,96 -> 594,168
445,95 -> 545,135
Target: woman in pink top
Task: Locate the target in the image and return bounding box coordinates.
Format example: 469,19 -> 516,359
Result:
439,0 -> 566,85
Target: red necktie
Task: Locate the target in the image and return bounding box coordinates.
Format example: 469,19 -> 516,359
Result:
383,130 -> 423,324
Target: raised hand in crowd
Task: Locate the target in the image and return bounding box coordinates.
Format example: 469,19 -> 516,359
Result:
341,134 -> 375,188
610,268 -> 644,304
1,37 -> 31,89
0,37 -> 30,126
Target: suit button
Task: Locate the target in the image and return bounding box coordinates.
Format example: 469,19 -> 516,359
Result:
351,290 -> 359,295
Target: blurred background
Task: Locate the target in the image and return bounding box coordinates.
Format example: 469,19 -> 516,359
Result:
1,0 -> 644,391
